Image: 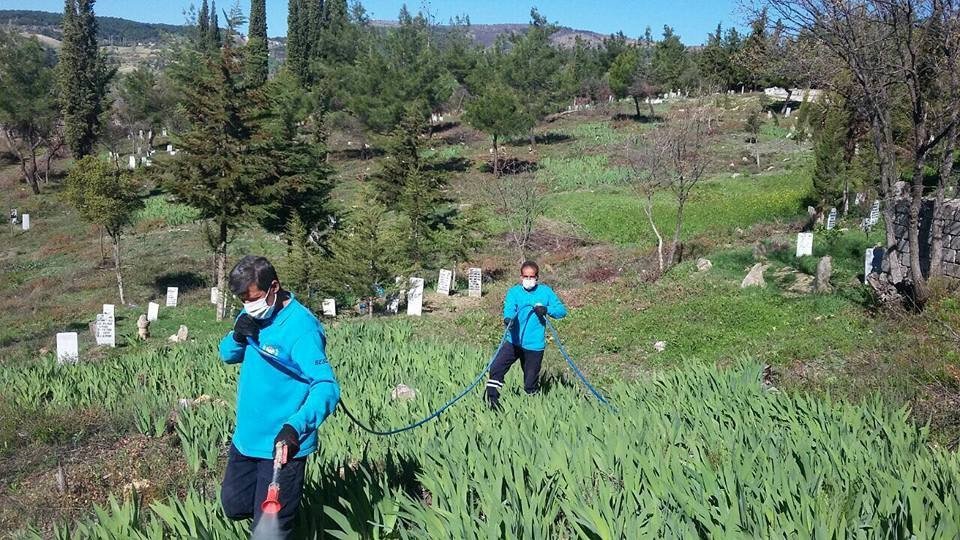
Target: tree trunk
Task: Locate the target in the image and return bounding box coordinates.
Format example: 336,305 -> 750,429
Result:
9,131 -> 41,194
908,164 -> 929,304
754,143 -> 760,168
668,200 -> 686,266
648,99 -> 655,117
842,175 -> 850,216
642,193 -> 664,273
99,227 -> 105,263
492,135 -> 499,177
112,234 -> 126,305
930,122 -> 957,278
633,96 -> 641,118
215,220 -> 228,321
780,89 -> 793,115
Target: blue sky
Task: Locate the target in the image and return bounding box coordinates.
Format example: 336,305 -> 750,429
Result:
1,0 -> 742,44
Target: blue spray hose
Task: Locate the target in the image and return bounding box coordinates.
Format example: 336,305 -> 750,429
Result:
244,312 -> 616,436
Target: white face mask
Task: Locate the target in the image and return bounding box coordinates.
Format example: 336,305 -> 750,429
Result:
521,277 -> 537,290
243,289 -> 277,319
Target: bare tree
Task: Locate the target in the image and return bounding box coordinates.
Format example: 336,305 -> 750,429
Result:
627,105 -> 713,272
754,0 -> 960,304
487,172 -> 546,262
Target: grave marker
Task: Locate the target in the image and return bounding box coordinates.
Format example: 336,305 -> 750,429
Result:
95,313 -> 116,347
407,278 -> 424,316
868,200 -> 881,226
56,332 -> 79,364
21,214 -> 30,231
386,297 -> 400,314
166,287 -> 179,307
167,144 -> 174,154
210,287 -> 220,304
826,207 -> 837,230
128,155 -> 136,170
9,208 -> 17,224
147,302 -> 159,321
785,107 -> 792,117
436,269 -> 453,295
322,298 -> 336,317
468,268 -> 482,298
864,247 -> 885,284
162,128 -> 167,137
796,232 -> 814,257
102,304 -> 115,316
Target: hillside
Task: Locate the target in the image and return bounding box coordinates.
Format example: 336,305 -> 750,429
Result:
1,9 -> 626,49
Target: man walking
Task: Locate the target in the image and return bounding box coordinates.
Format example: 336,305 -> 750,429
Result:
486,261 -> 567,408
218,255 -> 341,537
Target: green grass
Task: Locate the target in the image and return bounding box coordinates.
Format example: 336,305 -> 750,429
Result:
10,322 -> 960,538
133,195 -> 201,227
546,170 -> 812,246
537,155 -> 629,190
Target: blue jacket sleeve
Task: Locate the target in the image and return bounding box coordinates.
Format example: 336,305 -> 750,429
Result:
547,287 -> 568,319
284,328 -> 341,436
219,333 -> 245,364
503,287 -> 519,320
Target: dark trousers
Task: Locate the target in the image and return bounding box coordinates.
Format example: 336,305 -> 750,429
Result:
221,443 -> 307,538
486,342 -> 544,407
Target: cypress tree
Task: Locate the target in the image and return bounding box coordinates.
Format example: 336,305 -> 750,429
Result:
286,0 -> 308,82
209,1 -> 222,51
198,0 -> 210,46
58,0 -> 114,158
247,0 -> 269,86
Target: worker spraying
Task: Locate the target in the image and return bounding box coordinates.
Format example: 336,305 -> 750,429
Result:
218,256 -> 341,538
486,261 -> 567,409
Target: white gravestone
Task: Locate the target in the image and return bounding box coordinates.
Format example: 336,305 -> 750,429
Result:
322,298 -> 336,317
165,287 -> 179,307
826,208 -> 837,230
387,297 -> 400,314
796,232 -> 814,257
128,155 -> 136,170
21,214 -> 30,231
785,107 -> 792,117
9,209 -> 17,224
864,248 -> 874,285
102,304 -> 115,316
56,332 -> 79,364
95,313 -> 116,347
407,278 -> 424,316
868,200 -> 881,226
210,287 -> 220,304
162,128 -> 168,137
467,267 -> 482,298
147,302 -> 160,322
436,269 -> 453,295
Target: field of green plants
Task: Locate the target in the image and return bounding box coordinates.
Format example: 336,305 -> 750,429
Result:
7,322 -> 960,538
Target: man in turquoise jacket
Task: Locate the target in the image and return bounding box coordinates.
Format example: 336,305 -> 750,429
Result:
218,255 -> 341,538
486,260 -> 567,408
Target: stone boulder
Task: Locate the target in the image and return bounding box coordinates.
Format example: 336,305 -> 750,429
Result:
815,256 -> 833,293
391,384 -> 417,401
696,258 -> 712,272
137,315 -> 150,340
741,263 -> 768,288
168,325 -> 189,343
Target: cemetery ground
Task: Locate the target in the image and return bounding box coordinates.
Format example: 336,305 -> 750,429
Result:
2,95 -> 960,535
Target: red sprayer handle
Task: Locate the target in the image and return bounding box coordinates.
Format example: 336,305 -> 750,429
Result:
260,442 -> 286,515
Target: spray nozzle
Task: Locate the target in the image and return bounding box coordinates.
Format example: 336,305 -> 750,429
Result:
260,441 -> 286,515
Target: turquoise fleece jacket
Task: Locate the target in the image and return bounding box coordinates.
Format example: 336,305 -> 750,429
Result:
503,283 -> 568,351
219,295 -> 341,459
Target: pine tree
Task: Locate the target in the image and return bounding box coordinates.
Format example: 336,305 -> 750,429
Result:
166,19 -> 333,320
247,0 -> 269,86
58,0 -> 115,158
323,185 -> 403,308
463,82 -> 532,176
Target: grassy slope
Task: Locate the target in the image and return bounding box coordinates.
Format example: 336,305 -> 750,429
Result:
1,95 -> 959,534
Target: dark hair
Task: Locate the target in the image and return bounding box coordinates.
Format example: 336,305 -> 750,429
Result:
520,260 -> 539,276
229,255 -> 278,296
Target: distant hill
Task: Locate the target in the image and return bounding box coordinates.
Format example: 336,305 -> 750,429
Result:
0,10 -> 189,46
1,9 -> 628,50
